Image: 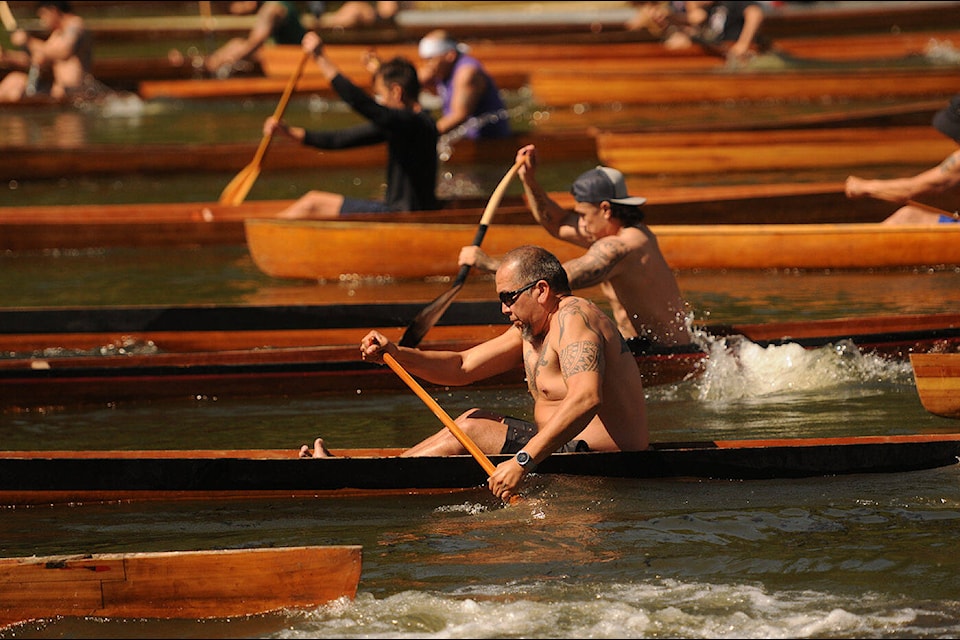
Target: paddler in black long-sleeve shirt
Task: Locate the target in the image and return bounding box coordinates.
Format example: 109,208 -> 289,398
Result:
263,31 -> 439,218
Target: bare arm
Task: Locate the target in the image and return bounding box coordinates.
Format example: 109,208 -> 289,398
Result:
562,236 -> 631,290
435,63 -> 484,134
846,150 -> 960,203
727,4 -> 764,60
515,145 -> 582,242
360,327 -> 523,386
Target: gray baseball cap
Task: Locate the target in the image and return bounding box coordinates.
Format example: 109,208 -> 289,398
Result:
571,166 -> 647,207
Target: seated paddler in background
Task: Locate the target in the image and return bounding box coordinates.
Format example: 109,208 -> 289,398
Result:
301,245 -> 649,503
459,145 -> 695,353
846,94 -> 960,225
264,30 -> 439,218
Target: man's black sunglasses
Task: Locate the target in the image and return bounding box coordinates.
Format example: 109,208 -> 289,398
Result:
498,280 -> 539,307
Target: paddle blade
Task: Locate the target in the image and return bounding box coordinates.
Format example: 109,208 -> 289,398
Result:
398,282 -> 465,348
219,163 -> 260,206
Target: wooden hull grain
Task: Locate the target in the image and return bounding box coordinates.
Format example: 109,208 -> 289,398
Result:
529,68 -> 960,106
0,545 -> 362,631
2,304 -> 957,409
1,435 -> 959,507
4,182 -> 955,251
244,219 -> 960,279
910,353 -> 960,419
595,126 -> 958,174
0,132 -> 595,180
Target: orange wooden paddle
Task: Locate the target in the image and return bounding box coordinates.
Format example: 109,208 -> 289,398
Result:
218,50 -> 310,206
382,353 -> 496,475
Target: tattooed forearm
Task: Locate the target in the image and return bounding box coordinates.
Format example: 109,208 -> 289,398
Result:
567,238 -> 627,288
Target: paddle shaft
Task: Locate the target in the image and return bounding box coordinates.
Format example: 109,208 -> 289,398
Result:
0,2 -> 15,31
253,50 -> 310,167
0,1 -> 40,96
218,49 -> 309,205
382,353 -> 497,476
453,158 -> 524,286
907,199 -> 959,220
397,159 -> 523,347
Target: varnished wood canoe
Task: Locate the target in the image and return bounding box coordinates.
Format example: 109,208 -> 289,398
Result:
244,218 -> 960,278
0,545 -> 362,631
2,303 -> 956,409
9,181 -> 943,250
595,125 -> 958,175
69,2 -> 959,44
0,132 -> 596,181
258,31 -> 960,79
2,434 -> 960,507
529,67 -> 960,106
910,353 -> 960,419
138,68 -> 526,100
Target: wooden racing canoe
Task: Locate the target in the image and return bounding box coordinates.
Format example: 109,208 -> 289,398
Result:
595,125 -> 958,175
2,434 -> 960,507
2,304 -> 957,409
0,545 -> 362,631
244,219 -> 960,279
0,131 -> 596,181
529,67 -> 960,106
9,181 -> 944,250
910,353 -> 960,419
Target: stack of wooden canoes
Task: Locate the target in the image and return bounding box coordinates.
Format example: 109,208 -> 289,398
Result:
139,29 -> 960,102
910,353 -> 960,419
0,545 -> 363,630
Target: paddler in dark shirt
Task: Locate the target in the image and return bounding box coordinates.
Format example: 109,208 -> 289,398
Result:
264,31 -> 439,217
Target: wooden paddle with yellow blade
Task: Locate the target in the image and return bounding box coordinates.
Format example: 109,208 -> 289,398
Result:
218,50 -> 310,206
399,158 -> 523,347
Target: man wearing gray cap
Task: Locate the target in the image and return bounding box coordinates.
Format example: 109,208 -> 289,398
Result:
460,145 -> 694,351
846,95 -> 960,224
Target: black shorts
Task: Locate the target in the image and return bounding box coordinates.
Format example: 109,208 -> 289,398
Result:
500,416 -> 590,455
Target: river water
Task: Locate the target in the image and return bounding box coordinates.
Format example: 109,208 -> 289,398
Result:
3,20 -> 960,637
2,247 -> 959,638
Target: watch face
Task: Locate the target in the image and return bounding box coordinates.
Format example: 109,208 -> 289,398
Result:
516,451 -> 531,466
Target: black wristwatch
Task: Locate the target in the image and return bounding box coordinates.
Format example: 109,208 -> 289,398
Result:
515,450 -> 536,472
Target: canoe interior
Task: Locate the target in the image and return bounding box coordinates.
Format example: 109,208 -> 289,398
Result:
0,545 -> 362,630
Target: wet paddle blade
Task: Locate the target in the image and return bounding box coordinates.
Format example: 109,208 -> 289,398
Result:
398,282 -> 464,348
219,163 -> 260,206
397,159 -> 523,348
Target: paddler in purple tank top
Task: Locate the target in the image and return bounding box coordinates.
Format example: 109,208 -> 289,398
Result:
416,29 -> 512,142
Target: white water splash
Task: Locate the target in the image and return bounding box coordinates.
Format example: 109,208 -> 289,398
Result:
279,580 -> 960,639
689,332 -> 912,403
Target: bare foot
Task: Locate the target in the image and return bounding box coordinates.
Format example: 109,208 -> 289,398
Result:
299,437 -> 334,458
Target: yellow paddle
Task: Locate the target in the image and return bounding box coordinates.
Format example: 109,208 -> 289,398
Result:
382,353 -> 496,475
218,50 -> 310,206
398,158 -> 523,347
382,353 -> 523,504
0,2 -> 16,32
907,200 -> 959,220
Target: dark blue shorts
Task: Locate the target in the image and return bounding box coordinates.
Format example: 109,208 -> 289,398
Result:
339,197 -> 392,214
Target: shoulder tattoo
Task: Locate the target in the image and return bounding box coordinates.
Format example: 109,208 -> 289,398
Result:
556,300 -> 605,378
